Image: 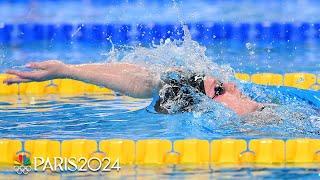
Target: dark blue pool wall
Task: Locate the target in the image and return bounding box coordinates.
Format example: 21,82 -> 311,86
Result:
1,22 -> 319,44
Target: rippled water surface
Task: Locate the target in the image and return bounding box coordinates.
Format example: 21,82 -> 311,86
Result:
0,39 -> 320,140
1,41 -> 320,73
0,86 -> 319,140
2,166 -> 320,179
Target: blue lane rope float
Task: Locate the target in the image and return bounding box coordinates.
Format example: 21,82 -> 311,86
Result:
1,23 -> 320,44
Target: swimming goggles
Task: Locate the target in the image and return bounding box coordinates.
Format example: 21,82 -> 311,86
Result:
212,80 -> 225,98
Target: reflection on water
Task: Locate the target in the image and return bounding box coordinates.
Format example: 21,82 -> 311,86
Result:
1,166 -> 320,179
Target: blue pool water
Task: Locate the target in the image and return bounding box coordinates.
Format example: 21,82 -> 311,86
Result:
2,0 -> 320,23
0,39 -> 319,140
1,40 -> 320,73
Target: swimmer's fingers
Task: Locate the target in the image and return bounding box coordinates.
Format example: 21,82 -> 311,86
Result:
6,70 -> 48,81
3,77 -> 31,85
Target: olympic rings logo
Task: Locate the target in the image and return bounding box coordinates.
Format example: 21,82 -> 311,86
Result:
14,165 -> 32,175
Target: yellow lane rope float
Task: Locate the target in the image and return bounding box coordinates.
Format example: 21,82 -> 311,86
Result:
1,138 -> 320,167
0,74 -> 113,95
0,72 -> 319,96
235,72 -> 320,90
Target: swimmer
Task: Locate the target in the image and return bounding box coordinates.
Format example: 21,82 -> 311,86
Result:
4,60 -> 272,117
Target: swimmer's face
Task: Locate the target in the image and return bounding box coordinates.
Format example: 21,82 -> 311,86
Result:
204,76 -> 261,115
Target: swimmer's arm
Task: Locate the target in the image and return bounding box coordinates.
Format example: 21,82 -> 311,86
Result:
65,62 -> 161,98
5,60 -> 161,98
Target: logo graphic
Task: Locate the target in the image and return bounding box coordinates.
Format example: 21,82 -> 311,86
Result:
14,152 -> 32,175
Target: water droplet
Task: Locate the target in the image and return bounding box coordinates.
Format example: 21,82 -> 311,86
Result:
245,42 -> 253,50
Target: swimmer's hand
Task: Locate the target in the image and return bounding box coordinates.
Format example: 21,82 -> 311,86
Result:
4,60 -> 67,84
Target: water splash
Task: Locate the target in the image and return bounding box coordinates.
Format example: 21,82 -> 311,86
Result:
118,25 -> 234,82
